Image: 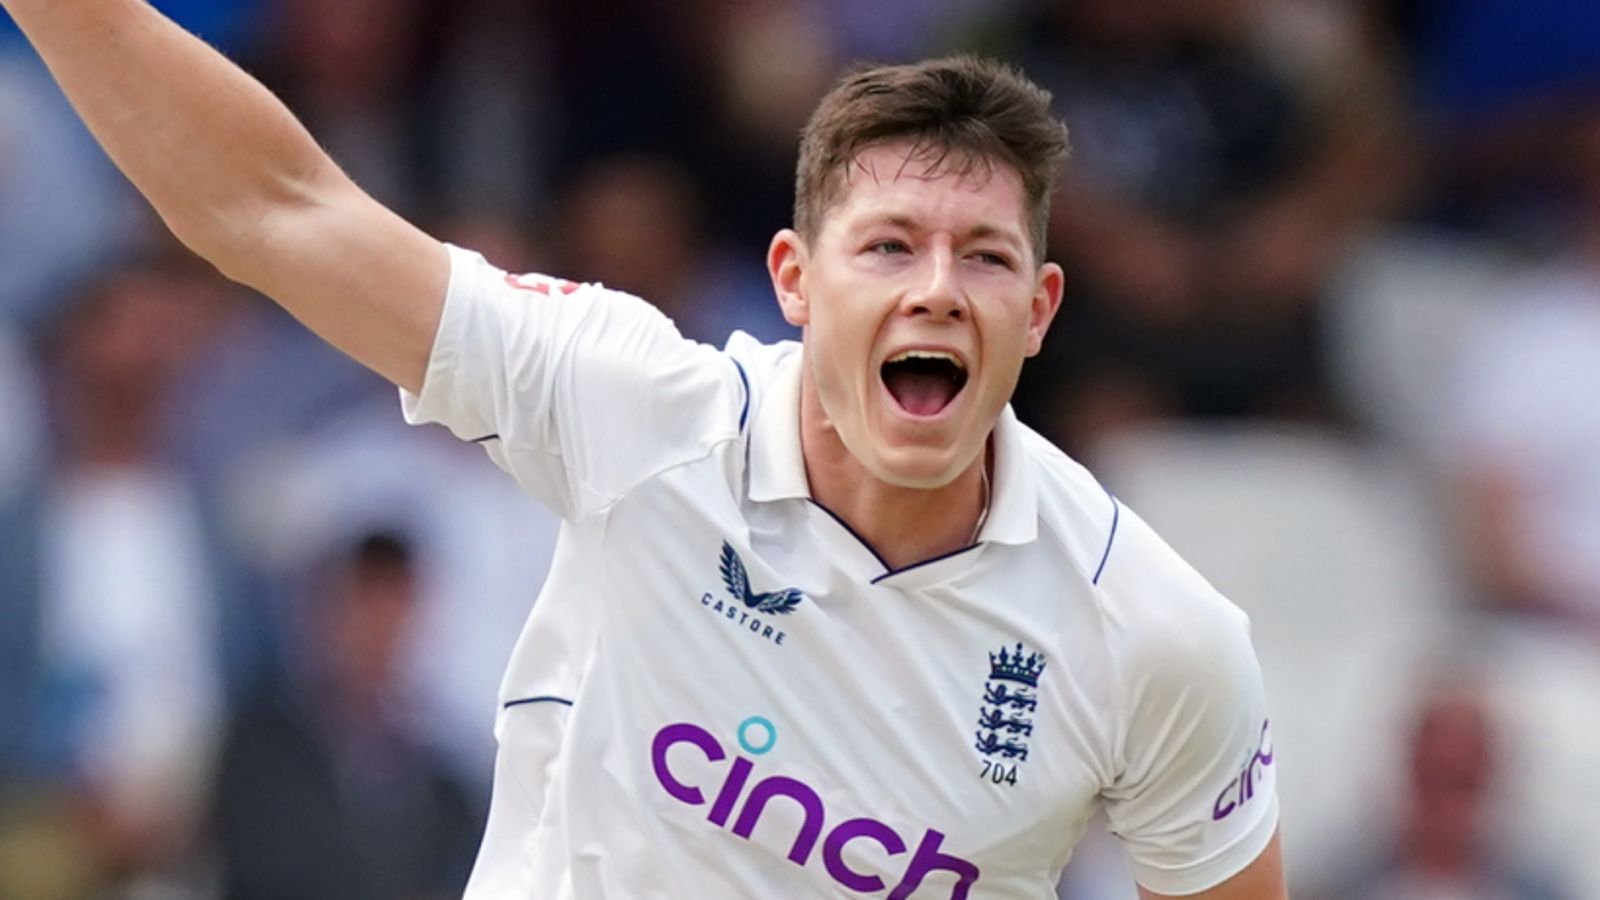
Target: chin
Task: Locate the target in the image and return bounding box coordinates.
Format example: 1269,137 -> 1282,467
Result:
861,444 -> 970,491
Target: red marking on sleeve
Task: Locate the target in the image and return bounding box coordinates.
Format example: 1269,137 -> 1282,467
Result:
505,273 -> 581,296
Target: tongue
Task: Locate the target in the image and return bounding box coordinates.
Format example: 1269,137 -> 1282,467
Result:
884,369 -> 958,416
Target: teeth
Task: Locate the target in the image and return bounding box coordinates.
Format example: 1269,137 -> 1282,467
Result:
887,350 -> 965,369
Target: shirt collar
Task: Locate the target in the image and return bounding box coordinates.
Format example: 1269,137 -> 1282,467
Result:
978,404 -> 1039,546
745,351 -> 1039,546
747,350 -> 810,503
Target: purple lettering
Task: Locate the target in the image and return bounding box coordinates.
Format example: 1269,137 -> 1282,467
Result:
650,722 -> 975,895
708,757 -> 754,826
1212,778 -> 1239,821
823,817 -> 908,892
888,829 -> 980,900
732,776 -> 826,865
652,723 -> 725,805
1212,720 -> 1274,820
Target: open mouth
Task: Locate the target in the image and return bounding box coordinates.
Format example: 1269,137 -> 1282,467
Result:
881,350 -> 968,417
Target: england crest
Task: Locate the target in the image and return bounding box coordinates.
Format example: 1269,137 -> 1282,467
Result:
974,642 -> 1045,785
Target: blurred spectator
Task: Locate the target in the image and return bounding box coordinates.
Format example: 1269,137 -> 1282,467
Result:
250,0 -> 437,216
977,0 -> 1406,451
209,530 -> 481,900
257,0 -> 428,211
224,403 -> 562,792
27,261 -> 232,893
82,243 -> 296,698
558,154 -> 795,345
246,0 -> 558,226
538,0 -> 710,178
159,264 -> 392,501
1442,118 -> 1600,625
572,0 -> 836,257
423,0 -> 554,223
1319,676 -> 1570,900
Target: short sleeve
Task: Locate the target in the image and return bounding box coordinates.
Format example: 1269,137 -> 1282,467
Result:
401,246 -> 746,520
1097,514 -> 1279,895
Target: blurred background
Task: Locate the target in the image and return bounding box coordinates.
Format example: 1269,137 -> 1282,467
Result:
2,0 -> 1599,897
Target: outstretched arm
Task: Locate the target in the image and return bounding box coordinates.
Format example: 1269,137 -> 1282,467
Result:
1,0 -> 447,391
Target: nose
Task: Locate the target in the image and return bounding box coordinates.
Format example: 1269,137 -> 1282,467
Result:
900,243 -> 967,322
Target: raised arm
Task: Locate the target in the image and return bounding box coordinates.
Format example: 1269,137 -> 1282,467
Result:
0,0 -> 447,391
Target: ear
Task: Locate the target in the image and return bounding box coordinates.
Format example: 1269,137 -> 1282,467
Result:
1025,262 -> 1065,358
768,229 -> 810,327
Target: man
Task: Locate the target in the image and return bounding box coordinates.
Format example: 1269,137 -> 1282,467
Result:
212,531 -> 482,899
0,1 -> 1286,897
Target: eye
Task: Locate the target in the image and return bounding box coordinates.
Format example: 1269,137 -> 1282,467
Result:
868,239 -> 910,256
972,251 -> 1015,270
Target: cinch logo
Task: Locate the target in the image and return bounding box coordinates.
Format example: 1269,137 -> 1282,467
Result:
1212,719 -> 1274,821
699,542 -> 803,646
651,718 -> 981,898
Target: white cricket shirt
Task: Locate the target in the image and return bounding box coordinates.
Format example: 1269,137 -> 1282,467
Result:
402,246 -> 1279,899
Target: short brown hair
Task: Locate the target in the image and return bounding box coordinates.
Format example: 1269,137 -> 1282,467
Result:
794,55 -> 1070,261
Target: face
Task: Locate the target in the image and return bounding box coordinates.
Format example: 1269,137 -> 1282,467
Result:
769,142 -> 1064,489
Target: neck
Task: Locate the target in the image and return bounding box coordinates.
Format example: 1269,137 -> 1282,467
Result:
799,372 -> 989,571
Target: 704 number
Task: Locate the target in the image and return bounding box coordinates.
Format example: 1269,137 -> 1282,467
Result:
979,759 -> 1019,786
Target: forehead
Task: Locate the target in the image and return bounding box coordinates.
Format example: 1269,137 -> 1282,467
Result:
821,143 -> 1030,241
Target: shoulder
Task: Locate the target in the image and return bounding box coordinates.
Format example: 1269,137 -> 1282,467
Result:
1083,503 -> 1262,791
999,426 -> 1230,633
1017,427 -> 1253,686
1098,500 -> 1254,688
451,246 -> 691,343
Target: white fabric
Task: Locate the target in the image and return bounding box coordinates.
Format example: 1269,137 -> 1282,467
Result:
402,246 -> 1278,899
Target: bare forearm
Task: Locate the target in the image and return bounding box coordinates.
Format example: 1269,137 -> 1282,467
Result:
1,0 -> 339,271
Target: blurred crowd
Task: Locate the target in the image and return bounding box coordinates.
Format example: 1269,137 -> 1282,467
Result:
2,0 -> 1600,897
